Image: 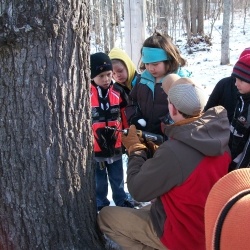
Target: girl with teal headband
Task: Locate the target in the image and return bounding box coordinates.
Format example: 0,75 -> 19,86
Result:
125,32 -> 192,137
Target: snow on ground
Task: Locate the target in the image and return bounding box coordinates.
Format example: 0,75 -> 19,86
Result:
178,13 -> 250,95
108,155 -> 132,206
108,13 -> 250,205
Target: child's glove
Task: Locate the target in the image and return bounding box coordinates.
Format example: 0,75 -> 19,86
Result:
146,141 -> 159,158
122,125 -> 147,155
130,117 -> 147,130
96,127 -> 116,156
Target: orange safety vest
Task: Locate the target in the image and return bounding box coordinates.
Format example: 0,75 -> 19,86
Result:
91,84 -> 126,158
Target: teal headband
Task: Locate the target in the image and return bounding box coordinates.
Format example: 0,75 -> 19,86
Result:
142,47 -> 169,63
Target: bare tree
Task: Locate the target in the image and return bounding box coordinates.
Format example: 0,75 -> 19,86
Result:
183,0 -> 192,43
172,1 -> 180,40
156,0 -> 169,36
191,0 -> 197,35
116,0 -> 124,47
0,0 -> 105,249
205,0 -> 211,19
124,0 -> 145,66
91,0 -> 103,51
197,0 -> 205,34
102,0 -> 110,53
109,0 -> 116,49
146,0 -> 157,34
242,0 -> 249,35
230,0 -> 234,27
221,0 -> 231,65
209,0 -> 223,38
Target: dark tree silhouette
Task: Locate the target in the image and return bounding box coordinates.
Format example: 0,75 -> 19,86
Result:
0,0 -> 105,249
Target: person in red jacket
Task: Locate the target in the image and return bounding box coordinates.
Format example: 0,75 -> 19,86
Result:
90,52 -> 134,211
98,75 -> 231,250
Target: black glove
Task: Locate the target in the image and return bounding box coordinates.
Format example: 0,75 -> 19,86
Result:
130,117 -> 147,130
95,127 -> 117,156
160,113 -> 174,125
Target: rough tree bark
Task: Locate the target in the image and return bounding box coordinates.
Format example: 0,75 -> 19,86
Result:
0,0 -> 105,249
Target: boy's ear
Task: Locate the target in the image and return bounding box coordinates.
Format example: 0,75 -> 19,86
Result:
169,102 -> 178,117
172,104 -> 178,116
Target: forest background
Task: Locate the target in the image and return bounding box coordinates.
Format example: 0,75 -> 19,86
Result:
90,0 -> 250,94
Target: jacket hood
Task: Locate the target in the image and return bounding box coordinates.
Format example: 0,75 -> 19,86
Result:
164,106 -> 230,156
140,68 -> 193,94
109,47 -> 136,90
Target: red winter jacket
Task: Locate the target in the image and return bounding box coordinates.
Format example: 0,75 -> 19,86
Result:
91,82 -> 129,158
126,106 -> 231,250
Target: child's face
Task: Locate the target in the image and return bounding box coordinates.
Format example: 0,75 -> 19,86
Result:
145,61 -> 166,79
112,61 -> 128,85
93,70 -> 113,89
235,78 -> 250,94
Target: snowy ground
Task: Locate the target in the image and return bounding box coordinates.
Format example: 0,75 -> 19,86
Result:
108,154 -> 136,206
108,13 -> 250,205
178,13 -> 250,95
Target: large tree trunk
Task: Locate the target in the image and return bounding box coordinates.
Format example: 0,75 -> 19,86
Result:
0,0 -> 105,249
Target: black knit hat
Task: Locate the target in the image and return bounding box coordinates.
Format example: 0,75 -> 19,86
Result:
90,52 -> 113,79
232,49 -> 250,84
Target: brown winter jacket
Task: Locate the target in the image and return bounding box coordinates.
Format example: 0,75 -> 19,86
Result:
125,75 -> 168,136
126,106 -> 231,250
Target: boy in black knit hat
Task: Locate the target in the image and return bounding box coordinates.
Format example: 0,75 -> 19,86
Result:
90,52 -> 134,211
229,48 -> 250,171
